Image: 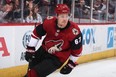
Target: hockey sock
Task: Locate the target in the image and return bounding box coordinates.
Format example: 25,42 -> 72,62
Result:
28,69 -> 38,77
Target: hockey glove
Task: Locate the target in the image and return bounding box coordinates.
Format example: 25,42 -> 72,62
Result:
25,46 -> 35,62
60,60 -> 77,74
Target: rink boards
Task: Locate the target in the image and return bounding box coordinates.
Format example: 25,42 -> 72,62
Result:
0,23 -> 116,77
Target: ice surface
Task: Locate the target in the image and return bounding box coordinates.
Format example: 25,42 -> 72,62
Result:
48,57 -> 116,77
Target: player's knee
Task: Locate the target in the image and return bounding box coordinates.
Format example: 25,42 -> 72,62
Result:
28,69 -> 38,77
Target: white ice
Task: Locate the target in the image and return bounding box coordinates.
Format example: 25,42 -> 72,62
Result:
48,57 -> 116,77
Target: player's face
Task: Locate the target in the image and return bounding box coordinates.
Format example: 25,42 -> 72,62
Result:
57,13 -> 69,28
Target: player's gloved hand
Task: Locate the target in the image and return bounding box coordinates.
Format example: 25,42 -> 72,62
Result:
25,46 -> 35,62
60,60 -> 77,74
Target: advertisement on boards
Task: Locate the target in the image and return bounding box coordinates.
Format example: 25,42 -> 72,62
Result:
0,27 -> 15,68
80,26 -> 95,55
114,27 -> 116,48
0,24 -> 116,69
0,25 -> 34,68
80,25 -> 115,55
92,25 -> 106,53
107,27 -> 114,48
14,26 -> 34,66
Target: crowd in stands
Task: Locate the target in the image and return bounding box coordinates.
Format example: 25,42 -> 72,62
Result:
74,0 -> 115,21
0,0 -> 115,23
93,0 -> 115,20
0,0 -> 43,23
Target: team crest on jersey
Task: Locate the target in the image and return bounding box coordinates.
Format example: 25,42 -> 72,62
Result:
72,28 -> 78,35
45,40 -> 64,52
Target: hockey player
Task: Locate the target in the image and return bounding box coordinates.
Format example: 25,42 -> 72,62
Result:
25,4 -> 83,77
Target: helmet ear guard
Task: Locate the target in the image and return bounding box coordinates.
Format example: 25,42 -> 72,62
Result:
55,4 -> 70,14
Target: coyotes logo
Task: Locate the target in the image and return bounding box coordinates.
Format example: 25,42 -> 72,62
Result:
45,40 -> 64,54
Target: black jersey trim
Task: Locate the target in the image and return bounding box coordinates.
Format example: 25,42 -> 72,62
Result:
70,33 -> 83,50
36,24 -> 46,36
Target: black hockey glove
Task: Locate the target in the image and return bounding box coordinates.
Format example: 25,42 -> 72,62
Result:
25,46 -> 35,62
60,60 -> 77,74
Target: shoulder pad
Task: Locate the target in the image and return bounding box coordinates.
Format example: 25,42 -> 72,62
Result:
72,28 -> 79,35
